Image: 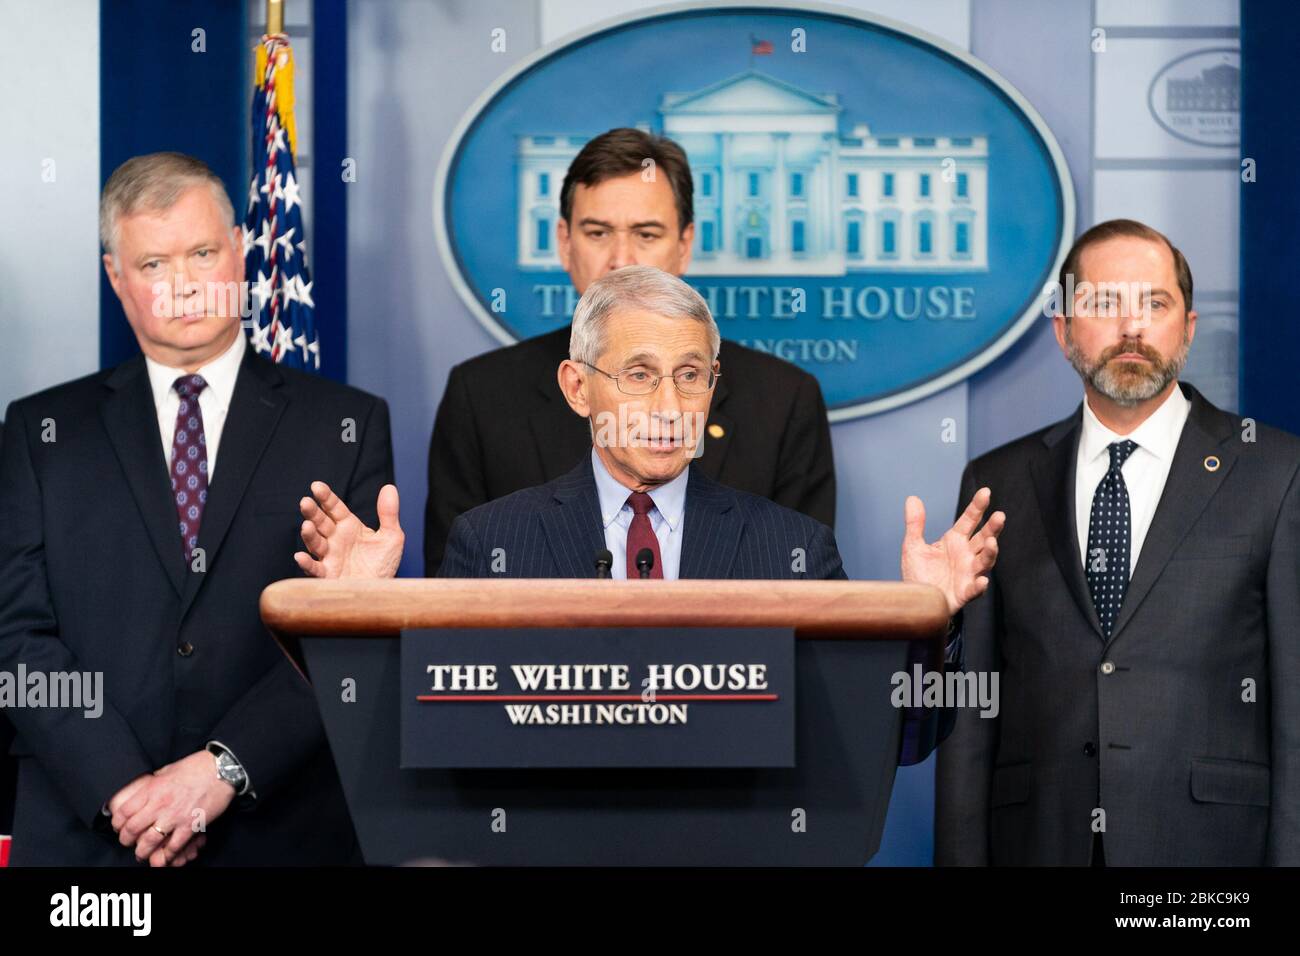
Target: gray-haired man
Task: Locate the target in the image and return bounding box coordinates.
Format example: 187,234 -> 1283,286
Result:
297,265 -> 1006,763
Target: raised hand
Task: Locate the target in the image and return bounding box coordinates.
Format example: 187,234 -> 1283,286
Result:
294,481 -> 404,579
901,486 -> 1005,616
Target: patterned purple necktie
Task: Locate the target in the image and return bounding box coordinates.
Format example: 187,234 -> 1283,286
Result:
170,374 -> 209,562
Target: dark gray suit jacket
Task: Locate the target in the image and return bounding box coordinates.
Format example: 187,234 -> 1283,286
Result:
935,382 -> 1300,866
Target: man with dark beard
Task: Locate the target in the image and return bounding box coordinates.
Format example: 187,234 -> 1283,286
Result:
935,219 -> 1300,867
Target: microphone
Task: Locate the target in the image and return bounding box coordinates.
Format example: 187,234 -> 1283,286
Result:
594,549 -> 613,579
635,548 -> 655,579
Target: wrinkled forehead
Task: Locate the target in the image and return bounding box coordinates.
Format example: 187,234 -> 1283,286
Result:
116,186 -> 230,252
600,308 -> 712,367
571,172 -> 680,229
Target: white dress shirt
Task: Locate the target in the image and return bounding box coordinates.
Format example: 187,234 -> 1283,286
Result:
144,330 -> 246,478
590,448 -> 688,580
1074,384 -> 1192,577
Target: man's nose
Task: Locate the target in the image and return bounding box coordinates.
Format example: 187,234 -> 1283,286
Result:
608,231 -> 634,270
1118,301 -> 1149,335
648,374 -> 684,415
174,264 -> 203,314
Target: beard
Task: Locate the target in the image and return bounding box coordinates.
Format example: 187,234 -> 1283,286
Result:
1064,326 -> 1190,407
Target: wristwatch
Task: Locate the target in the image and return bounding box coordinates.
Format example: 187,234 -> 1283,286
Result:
206,741 -> 250,796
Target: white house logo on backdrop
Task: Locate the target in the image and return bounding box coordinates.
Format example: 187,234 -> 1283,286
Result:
1148,48 -> 1240,148
518,71 -> 988,276
436,3 -> 1073,419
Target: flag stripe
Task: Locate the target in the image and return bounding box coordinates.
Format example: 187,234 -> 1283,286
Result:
243,35 -> 320,370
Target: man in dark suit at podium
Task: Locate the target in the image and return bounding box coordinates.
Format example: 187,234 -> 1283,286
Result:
423,128 -> 836,575
935,220 -> 1300,866
0,152 -> 391,866
296,266 -> 1007,764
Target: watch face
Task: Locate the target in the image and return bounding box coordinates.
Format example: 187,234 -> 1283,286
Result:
217,754 -> 246,785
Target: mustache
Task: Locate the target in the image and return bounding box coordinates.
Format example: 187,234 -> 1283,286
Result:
1099,340 -> 1162,364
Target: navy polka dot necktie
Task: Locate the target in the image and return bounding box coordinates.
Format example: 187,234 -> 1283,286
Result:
170,374 -> 209,562
1086,439 -> 1137,638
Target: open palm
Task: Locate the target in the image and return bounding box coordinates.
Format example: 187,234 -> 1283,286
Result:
294,481 -> 405,579
900,486 -> 1005,616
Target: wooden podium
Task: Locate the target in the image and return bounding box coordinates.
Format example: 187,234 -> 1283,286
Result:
261,579 -> 948,866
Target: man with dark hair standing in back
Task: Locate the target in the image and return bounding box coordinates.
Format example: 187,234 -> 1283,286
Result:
424,127 -> 836,574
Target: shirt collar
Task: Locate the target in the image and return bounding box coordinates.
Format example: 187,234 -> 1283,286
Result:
590,447 -> 690,531
1079,381 -> 1191,466
145,328 -> 246,414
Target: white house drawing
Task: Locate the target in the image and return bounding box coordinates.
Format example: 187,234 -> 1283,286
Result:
516,70 -> 988,274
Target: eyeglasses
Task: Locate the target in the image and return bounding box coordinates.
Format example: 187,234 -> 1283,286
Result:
581,361 -> 720,396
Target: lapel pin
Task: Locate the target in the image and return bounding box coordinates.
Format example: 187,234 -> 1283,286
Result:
707,424 -> 725,439
1203,455 -> 1220,472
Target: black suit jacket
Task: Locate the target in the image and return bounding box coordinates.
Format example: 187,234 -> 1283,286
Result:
0,348 -> 393,865
438,455 -> 951,766
935,382 -> 1300,866
424,327 -> 835,575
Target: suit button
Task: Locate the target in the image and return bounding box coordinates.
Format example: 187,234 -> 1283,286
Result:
1083,741 -> 1097,757
1099,661 -> 1115,675
177,642 -> 194,657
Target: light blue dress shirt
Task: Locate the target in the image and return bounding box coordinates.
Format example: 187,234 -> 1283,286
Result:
590,448 -> 688,579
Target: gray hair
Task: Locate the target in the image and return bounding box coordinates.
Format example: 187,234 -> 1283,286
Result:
569,266 -> 720,366
100,152 -> 236,259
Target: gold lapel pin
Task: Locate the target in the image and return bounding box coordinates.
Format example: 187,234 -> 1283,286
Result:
707,423 -> 725,439
1203,455 -> 1221,472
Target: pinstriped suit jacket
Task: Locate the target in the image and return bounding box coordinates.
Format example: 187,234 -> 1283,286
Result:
436,453 -> 954,765
437,454 -> 845,580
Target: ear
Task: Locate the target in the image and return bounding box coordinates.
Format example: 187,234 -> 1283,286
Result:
1184,308 -> 1197,348
677,221 -> 695,273
1052,312 -> 1069,356
556,217 -> 572,273
230,225 -> 246,283
103,253 -> 122,298
557,359 -> 590,418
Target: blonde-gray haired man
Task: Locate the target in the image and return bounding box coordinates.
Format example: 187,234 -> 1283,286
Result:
0,151 -> 395,866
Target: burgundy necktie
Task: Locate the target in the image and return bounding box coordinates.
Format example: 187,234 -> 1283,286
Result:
625,491 -> 664,579
170,374 -> 209,562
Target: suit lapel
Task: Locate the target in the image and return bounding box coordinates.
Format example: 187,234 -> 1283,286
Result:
1106,384 -> 1237,646
694,370 -> 734,482
539,456 -> 608,577
179,349 -> 287,615
100,357 -> 187,597
1029,407 -> 1105,640
679,466 -> 743,579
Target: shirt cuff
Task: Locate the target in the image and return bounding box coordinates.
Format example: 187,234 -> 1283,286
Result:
943,612 -> 965,668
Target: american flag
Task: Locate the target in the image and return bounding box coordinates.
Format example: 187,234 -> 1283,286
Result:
243,33 -> 319,369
